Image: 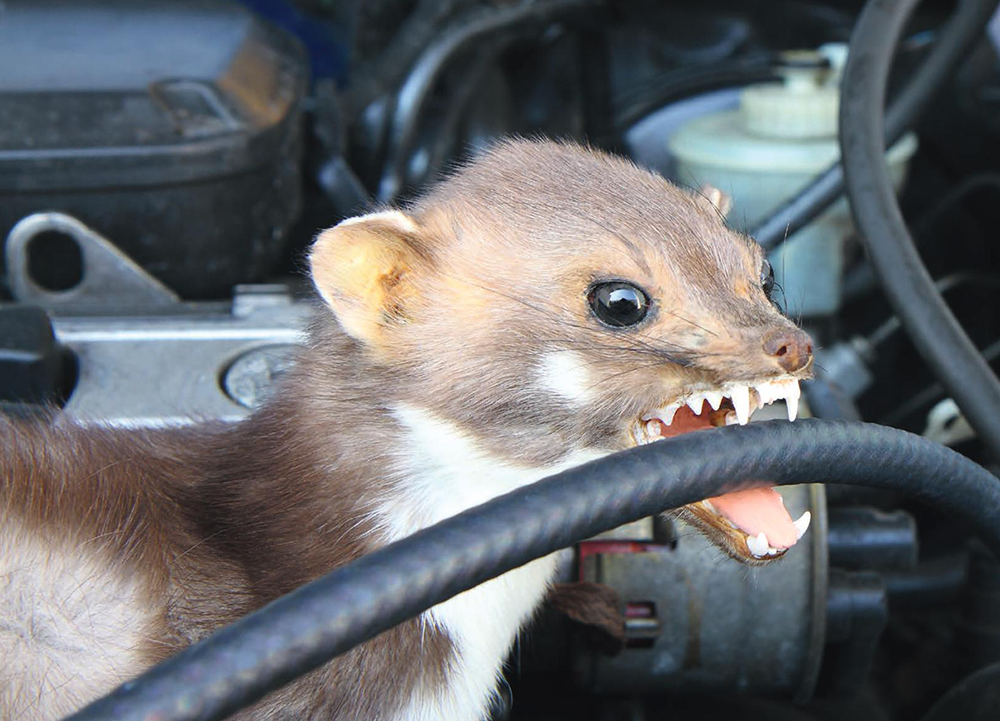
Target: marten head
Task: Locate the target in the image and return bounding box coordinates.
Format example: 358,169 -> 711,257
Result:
309,139 -> 813,563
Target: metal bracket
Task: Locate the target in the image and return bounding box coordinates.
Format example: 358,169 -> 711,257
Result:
5,212 -> 179,309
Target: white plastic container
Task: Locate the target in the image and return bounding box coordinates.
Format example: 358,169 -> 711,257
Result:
669,46 -> 917,318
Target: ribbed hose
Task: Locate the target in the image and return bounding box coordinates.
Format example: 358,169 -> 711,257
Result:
753,0 -> 999,249
66,420 -> 1000,721
840,0 -> 1000,462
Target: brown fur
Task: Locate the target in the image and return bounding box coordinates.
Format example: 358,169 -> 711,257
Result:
548,582 -> 625,656
0,139 -> 811,719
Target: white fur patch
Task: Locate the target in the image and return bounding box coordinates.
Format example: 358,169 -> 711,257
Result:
0,517 -> 151,720
536,351 -> 594,405
381,404 -> 601,721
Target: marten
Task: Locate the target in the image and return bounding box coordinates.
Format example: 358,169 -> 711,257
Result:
0,139 -> 813,720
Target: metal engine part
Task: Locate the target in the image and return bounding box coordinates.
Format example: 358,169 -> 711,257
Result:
575,484 -> 827,701
5,213 -> 312,427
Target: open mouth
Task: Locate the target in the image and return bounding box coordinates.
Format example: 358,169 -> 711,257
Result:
630,377 -> 812,563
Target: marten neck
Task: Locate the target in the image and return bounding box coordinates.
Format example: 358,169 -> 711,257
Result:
190,317 -> 598,605
187,324 -> 392,600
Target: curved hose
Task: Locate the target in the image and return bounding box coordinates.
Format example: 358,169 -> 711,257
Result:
753,0 -> 999,249
66,420 -> 1000,721
840,0 -> 1000,461
376,0 -> 595,203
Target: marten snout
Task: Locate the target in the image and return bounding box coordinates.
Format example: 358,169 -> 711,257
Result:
763,328 -> 813,373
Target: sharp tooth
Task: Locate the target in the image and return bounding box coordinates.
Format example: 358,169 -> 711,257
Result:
746,531 -> 769,557
785,381 -> 801,422
725,411 -> 738,426
686,396 -> 705,414
793,511 -> 811,540
731,385 -> 751,425
704,390 -> 723,411
755,381 -> 775,406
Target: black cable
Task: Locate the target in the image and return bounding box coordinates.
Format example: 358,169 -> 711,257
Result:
376,0 -> 596,203
909,172 -> 1000,241
614,55 -> 779,132
753,0 -> 1000,250
866,272 -> 1000,348
67,419 -> 1000,721
840,0 -> 1000,461
880,335 -> 1000,427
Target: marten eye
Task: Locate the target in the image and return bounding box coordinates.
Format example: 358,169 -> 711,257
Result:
760,259 -> 775,299
588,282 -> 650,328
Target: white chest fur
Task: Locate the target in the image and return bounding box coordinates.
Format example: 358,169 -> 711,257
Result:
380,404 -> 601,721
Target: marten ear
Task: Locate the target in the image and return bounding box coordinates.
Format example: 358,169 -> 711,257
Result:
696,185 -> 732,218
309,210 -> 429,346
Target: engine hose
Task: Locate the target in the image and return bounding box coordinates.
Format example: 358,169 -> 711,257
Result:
376,0 -> 596,203
840,0 -> 1000,462
753,0 -> 999,250
66,419 -> 1000,721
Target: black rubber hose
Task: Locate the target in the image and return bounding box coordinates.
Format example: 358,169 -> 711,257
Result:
66,420 -> 1000,721
376,0 -> 596,203
753,0 -> 999,250
840,0 -> 1000,461
615,55 -> 779,132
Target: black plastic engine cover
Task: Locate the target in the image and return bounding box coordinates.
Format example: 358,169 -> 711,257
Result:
0,0 -> 307,299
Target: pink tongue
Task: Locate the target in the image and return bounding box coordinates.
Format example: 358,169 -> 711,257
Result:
707,487 -> 798,549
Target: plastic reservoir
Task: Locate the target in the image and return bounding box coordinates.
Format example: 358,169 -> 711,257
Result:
668,47 -> 917,318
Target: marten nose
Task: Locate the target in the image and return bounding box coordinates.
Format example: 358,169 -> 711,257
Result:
763,328 -> 813,373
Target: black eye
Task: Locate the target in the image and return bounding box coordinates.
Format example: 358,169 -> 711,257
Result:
588,282 -> 650,328
760,259 -> 775,299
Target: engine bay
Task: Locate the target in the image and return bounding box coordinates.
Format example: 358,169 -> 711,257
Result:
3,1 -> 1000,720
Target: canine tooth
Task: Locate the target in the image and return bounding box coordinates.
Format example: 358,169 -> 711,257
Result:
746,531 -> 769,557
704,390 -> 723,411
731,385 -> 751,425
686,396 -> 705,414
785,381 -> 801,422
793,511 -> 811,540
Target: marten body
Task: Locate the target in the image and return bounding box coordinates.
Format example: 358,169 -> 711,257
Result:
0,140 -> 812,720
